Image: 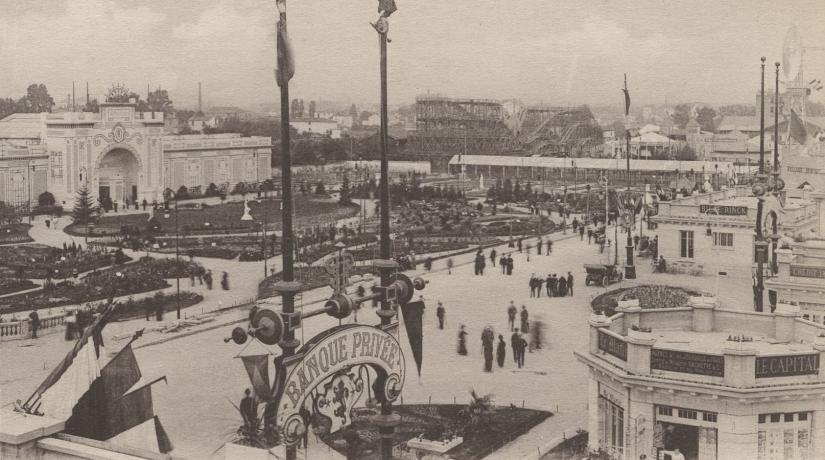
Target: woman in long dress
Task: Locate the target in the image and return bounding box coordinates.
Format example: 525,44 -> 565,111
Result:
496,335 -> 506,368
457,325 -> 468,355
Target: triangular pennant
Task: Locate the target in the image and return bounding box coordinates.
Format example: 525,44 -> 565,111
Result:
400,301 -> 425,377
240,355 -> 271,400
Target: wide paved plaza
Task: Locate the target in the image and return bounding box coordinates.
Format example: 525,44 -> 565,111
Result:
0,214 -> 760,459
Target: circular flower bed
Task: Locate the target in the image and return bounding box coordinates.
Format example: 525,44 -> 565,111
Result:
591,285 -> 705,317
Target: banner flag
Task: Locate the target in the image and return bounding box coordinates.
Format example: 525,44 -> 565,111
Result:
154,416 -> 174,453
275,8 -> 295,88
400,300 -> 425,377
790,109 -> 807,145
240,354 -> 272,400
378,0 -> 398,17
622,74 -> 631,117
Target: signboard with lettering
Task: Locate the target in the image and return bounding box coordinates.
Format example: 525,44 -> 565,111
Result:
755,354 -> 820,378
598,330 -> 627,361
651,349 -> 725,377
790,265 -> 825,280
699,204 -> 748,216
276,324 -> 405,445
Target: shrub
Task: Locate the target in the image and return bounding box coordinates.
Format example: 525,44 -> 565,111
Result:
38,191 -> 56,207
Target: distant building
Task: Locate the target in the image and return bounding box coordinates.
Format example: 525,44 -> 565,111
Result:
0,103 -> 270,208
290,118 -> 341,139
652,187 -> 818,276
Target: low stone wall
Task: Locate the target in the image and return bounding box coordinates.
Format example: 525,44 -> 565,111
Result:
0,314 -> 65,341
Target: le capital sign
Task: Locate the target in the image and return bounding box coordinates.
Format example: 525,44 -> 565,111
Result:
275,323 -> 405,445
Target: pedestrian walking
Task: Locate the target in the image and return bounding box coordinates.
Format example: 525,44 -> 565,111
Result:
517,238 -> 523,253
520,305 -> 529,333
529,275 -> 536,298
507,301 -> 517,331
446,258 -> 454,275
490,249 -> 497,267
436,301 -> 445,330
482,326 -> 494,372
518,334 -> 527,368
511,328 -> 521,364
545,274 -> 553,297
496,335 -> 507,368
457,325 -> 468,356
579,225 -> 585,240
204,270 -> 213,290
45,218 -> 50,229
221,271 -> 230,290
506,255 -> 514,275
547,240 -> 553,255
567,271 -> 574,296
525,244 -> 531,262
537,239 -> 543,255
500,255 -> 507,274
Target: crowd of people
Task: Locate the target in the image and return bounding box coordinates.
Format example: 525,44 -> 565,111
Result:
528,272 -> 574,298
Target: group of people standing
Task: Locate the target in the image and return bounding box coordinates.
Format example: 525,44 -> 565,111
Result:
528,272 -> 574,298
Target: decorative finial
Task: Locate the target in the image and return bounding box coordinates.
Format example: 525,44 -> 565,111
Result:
775,62 -> 780,68
761,56 -> 766,63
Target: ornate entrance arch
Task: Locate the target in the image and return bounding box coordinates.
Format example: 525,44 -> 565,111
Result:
95,146 -> 142,205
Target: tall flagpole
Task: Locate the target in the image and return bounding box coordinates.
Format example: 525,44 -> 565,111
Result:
372,3 -> 400,460
754,57 -> 767,312
272,2 -> 301,459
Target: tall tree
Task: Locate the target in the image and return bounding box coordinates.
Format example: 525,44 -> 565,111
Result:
339,174 -> 352,205
72,183 -> 98,224
0,97 -> 19,119
671,104 -> 691,129
696,106 -> 717,132
25,83 -> 54,113
147,89 -> 174,113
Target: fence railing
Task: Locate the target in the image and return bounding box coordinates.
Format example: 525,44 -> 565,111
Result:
0,313 -> 65,341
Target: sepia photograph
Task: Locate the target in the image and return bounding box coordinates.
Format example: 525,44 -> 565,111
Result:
1,1 -> 824,459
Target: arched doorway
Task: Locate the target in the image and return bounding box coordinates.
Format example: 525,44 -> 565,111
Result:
97,148 -> 140,207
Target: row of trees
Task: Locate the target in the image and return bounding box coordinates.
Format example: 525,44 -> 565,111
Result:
0,83 -> 55,119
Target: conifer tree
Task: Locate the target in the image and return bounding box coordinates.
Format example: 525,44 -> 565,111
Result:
72,183 -> 98,224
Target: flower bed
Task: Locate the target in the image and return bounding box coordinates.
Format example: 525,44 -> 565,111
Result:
0,261 -> 171,313
0,224 -> 34,245
320,404 -> 552,460
136,257 -> 205,278
257,265 -> 376,299
591,285 -> 705,317
109,291 -> 203,321
0,244 -> 131,279
0,278 -> 38,296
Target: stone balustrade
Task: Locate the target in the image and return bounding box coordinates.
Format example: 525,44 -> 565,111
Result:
0,314 -> 65,341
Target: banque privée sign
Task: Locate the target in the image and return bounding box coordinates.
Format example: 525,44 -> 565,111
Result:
755,354 -> 820,378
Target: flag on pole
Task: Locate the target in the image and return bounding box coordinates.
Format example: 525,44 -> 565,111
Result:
275,2 -> 295,88
400,300 -> 425,377
378,0 -> 398,17
789,109 -> 807,144
32,305 -> 116,418
622,74 -> 631,117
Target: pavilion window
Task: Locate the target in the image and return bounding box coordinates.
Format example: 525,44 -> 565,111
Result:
680,230 -> 694,258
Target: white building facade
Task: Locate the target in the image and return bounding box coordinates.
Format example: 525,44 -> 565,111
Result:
0,103 -> 272,209
576,299 -> 825,460
652,187 -> 818,276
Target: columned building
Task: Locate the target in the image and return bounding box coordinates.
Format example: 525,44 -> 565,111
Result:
576,298 -> 825,460
0,103 -> 271,209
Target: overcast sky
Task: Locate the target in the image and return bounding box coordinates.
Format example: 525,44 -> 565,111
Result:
1,0 -> 823,110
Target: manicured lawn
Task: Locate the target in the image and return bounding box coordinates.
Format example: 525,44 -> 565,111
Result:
0,244 -> 131,279
0,278 -> 38,296
0,224 -> 33,245
320,404 -> 552,460
65,196 -> 360,237
0,258 -> 179,313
